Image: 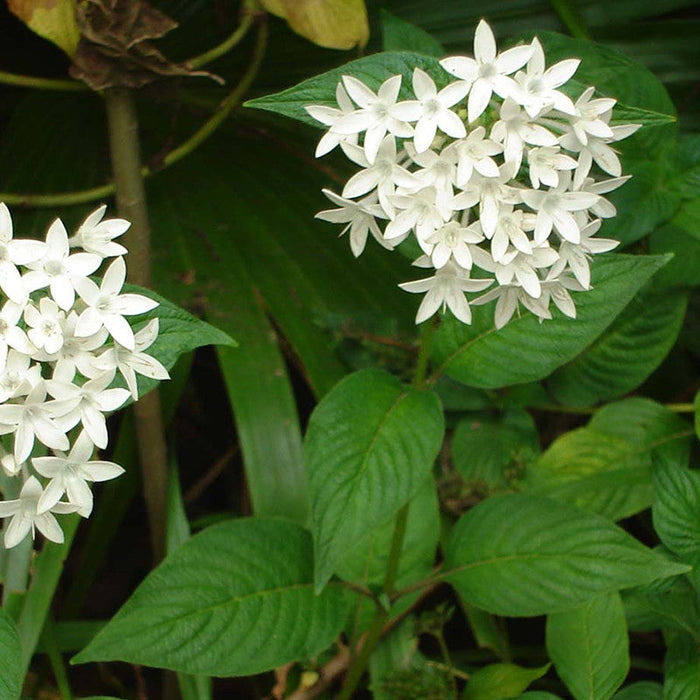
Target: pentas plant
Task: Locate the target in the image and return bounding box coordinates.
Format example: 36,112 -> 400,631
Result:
0,204 -> 169,549
307,19 -> 640,329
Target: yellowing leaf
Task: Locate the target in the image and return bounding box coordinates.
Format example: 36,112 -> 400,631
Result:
262,0 -> 369,50
8,0 -> 80,57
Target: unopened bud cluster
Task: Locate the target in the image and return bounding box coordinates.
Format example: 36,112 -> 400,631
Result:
307,20 -> 639,328
0,205 -> 169,549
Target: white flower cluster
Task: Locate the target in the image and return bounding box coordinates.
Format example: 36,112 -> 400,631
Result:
306,20 -> 640,328
0,204 -> 169,549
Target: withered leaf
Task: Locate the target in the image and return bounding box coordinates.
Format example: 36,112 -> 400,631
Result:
69,0 -> 213,90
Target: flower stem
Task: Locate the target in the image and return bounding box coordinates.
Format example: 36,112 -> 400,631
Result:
0,19 -> 268,209
104,87 -> 168,561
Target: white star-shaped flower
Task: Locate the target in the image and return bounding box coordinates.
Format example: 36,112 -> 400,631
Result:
331,75 -> 414,163
424,220 -> 483,269
513,38 -> 579,117
315,189 -> 390,257
0,381 -> 77,463
23,218 -> 102,311
341,136 -> 418,217
47,370 -> 130,449
0,300 -> 34,370
391,68 -> 469,153
440,19 -> 533,123
0,203 -> 45,304
399,260 -> 492,324
0,476 -> 77,548
94,319 -> 170,400
443,126 -> 502,186
305,83 -> 359,157
74,256 -> 158,351
69,205 -> 129,258
24,298 -> 66,355
33,430 -> 124,518
548,218 -> 619,289
527,146 -> 578,189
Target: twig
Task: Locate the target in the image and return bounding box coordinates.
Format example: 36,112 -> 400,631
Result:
286,645 -> 352,700
184,444 -> 238,504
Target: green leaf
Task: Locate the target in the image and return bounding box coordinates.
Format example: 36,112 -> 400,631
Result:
0,609 -> 21,700
663,631 -> 700,700
612,683 -> 662,700
463,663 -> 549,700
431,255 -> 670,389
462,604 -> 510,660
381,10 -> 444,56
653,459 -> 700,558
547,290 -> 688,407
623,578 -> 700,639
72,519 -> 348,675
523,399 -> 693,521
246,44 -> 669,132
546,592 -> 629,700
650,199 -> 700,290
452,409 -> 539,489
125,284 -> 236,398
516,694 -> 562,700
444,493 -> 690,617
335,477 -> 439,586
305,369 -> 444,590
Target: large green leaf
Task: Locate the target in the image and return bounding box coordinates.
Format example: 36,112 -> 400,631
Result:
72,518 -> 348,675
431,255 -> 670,389
653,460 -> 700,558
443,493 -> 689,617
546,593 -> 629,700
547,290 -> 687,406
524,399 -> 693,520
305,369 -> 444,590
0,609 -> 21,700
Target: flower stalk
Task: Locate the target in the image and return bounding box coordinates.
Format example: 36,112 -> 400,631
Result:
104,87 -> 168,560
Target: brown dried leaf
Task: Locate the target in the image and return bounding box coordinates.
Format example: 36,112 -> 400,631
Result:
7,0 -> 81,56
261,0 -> 369,50
69,0 -> 212,90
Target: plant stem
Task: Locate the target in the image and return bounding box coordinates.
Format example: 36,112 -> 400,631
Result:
338,322 -> 436,699
337,505 -> 409,700
0,19 -> 268,209
0,70 -> 86,91
41,615 -> 74,700
189,4 -> 256,68
104,88 -> 168,561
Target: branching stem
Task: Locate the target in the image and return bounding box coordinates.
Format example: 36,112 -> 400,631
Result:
0,19 -> 268,208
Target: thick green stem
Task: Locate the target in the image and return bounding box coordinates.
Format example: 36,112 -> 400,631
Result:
104,88 -> 168,561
